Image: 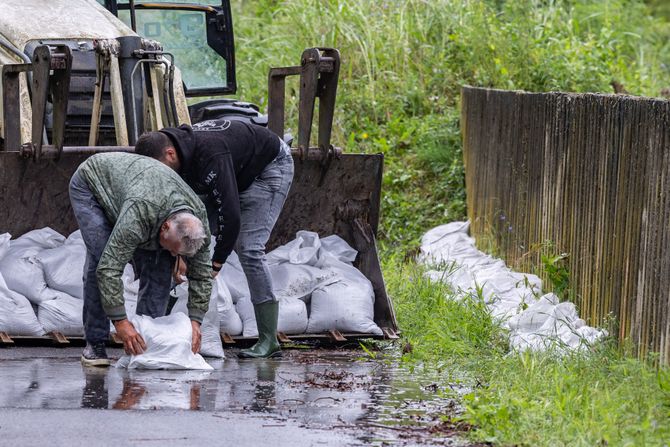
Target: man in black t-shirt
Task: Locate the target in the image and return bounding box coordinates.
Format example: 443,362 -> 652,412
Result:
135,120 -> 294,358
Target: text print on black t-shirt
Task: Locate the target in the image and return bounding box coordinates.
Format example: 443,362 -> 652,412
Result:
192,119 -> 232,131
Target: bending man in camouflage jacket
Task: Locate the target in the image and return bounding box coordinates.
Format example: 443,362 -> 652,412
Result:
69,152 -> 212,366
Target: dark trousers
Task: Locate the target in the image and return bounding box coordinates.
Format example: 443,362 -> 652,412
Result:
69,171 -> 174,344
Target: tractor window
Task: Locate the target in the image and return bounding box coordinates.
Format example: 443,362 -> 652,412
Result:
118,9 -> 229,92
101,1 -> 236,96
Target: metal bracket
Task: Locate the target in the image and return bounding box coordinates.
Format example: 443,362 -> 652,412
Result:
327,329 -> 347,342
31,44 -> 72,162
0,332 -> 15,346
220,332 -> 236,344
268,47 -> 340,165
381,327 -> 399,340
48,331 -> 70,346
2,62 -> 33,152
277,332 -> 291,343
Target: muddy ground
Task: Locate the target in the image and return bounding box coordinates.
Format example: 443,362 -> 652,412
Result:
0,346 -> 486,446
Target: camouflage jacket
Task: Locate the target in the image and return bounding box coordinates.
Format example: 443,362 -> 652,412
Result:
76,152 -> 212,323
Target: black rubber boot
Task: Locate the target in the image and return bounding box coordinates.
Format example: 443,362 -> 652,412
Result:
238,301 -> 282,358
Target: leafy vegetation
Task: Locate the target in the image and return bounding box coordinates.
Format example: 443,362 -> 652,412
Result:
231,1 -> 670,445
232,0 -> 670,253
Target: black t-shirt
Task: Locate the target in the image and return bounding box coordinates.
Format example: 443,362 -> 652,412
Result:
160,121 -> 280,264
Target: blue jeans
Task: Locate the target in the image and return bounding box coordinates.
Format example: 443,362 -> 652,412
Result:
69,171 -> 174,344
236,140 -> 294,305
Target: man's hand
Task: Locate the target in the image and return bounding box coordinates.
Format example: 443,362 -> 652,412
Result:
191,320 -> 202,354
173,256 -> 187,284
211,261 -> 222,279
114,319 -> 146,355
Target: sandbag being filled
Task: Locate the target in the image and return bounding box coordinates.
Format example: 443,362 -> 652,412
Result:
116,313 -> 213,370
171,283 -> 225,358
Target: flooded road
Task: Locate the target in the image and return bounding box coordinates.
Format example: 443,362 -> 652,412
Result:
0,347 -> 475,446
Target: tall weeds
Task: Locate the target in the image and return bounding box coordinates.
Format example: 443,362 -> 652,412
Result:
232,0 -> 670,252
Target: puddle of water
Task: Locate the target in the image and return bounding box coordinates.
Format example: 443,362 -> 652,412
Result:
0,348 -> 471,446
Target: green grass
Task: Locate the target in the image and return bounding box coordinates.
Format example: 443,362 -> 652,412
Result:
228,1 -> 670,445
232,0 -> 670,252
464,346 -> 670,446
385,255 -> 670,446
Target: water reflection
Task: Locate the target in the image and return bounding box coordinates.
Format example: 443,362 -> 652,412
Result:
0,350 -> 459,434
251,361 -> 276,413
81,367 -> 108,409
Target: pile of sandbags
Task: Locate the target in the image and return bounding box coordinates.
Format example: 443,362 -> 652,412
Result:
232,231 -> 382,337
420,221 -> 606,352
0,227 -> 382,350
0,229 -> 74,336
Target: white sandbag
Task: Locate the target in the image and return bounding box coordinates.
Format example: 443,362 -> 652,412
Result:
320,235 -> 358,263
235,298 -> 254,336
236,296 -> 308,337
170,283 -> 224,358
306,280 -> 382,335
0,272 -> 45,335
509,299 -> 600,352
267,231 -> 322,265
507,293 -> 559,332
36,232 -> 86,300
214,274 -> 243,336
0,233 -> 10,261
0,228 -> 66,304
429,264 -> 474,293
269,263 -> 339,302
115,313 -> 213,370
221,251 -> 250,303
37,293 -> 83,335
420,221 -> 608,353
241,232 -> 342,303
267,231 -> 381,336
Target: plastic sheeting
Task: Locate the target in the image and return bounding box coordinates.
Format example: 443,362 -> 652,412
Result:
420,221 -> 606,352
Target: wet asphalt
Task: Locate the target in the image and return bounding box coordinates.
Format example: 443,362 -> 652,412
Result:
0,347 -> 469,446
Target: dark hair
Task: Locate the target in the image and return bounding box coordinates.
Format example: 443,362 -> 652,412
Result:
134,131 -> 173,159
